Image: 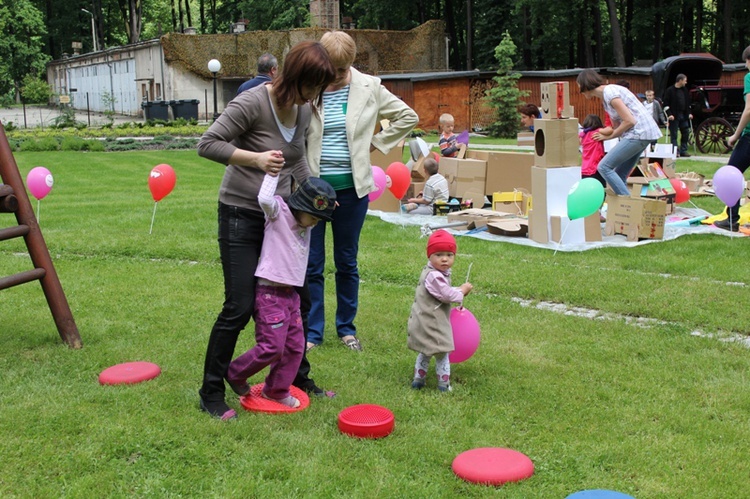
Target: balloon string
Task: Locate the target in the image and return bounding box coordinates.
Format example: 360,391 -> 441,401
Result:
553,220 -> 572,257
37,199 -> 41,225
465,262 -> 473,283
149,201 -> 158,234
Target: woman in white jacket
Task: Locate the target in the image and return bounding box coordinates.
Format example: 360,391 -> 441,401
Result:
303,30 -> 418,354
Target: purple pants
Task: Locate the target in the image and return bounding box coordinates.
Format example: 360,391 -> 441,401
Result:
227,285 -> 305,399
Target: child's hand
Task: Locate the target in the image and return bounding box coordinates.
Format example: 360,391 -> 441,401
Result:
460,282 -> 473,296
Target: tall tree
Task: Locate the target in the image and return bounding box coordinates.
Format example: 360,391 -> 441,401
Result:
0,0 -> 50,99
116,0 -> 142,43
604,0 -> 626,66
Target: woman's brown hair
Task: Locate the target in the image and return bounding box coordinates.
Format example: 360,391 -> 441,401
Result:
274,41 -> 335,112
576,69 -> 606,93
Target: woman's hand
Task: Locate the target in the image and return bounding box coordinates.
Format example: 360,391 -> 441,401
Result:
258,150 -> 285,176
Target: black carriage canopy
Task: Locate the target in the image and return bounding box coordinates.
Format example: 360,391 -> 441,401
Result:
651,53 -> 724,99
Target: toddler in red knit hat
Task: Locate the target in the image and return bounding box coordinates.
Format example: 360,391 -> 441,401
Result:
407,230 -> 473,391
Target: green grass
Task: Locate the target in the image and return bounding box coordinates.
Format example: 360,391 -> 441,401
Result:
1,150 -> 749,497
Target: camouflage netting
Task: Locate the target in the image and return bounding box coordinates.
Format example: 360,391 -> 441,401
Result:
161,20 -> 446,81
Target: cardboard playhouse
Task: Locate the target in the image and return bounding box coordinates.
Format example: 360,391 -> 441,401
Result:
528,80 -> 601,244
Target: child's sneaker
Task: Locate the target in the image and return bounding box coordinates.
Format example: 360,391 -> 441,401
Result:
411,377 -> 426,390
437,383 -> 452,392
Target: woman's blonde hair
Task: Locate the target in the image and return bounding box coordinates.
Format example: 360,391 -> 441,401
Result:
320,31 -> 357,67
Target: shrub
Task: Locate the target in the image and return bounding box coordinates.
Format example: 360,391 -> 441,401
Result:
485,31 -> 529,138
21,75 -> 53,104
19,137 -> 60,151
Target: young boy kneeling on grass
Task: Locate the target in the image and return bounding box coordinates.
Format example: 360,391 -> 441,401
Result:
407,230 -> 472,392
402,158 -> 449,215
225,174 -> 336,409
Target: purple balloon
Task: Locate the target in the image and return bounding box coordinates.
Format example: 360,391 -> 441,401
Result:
713,165 -> 745,207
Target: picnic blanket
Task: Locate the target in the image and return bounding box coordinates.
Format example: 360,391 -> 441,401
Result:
368,206 -> 743,252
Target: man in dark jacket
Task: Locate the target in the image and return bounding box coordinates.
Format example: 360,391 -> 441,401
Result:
237,53 -> 278,95
662,74 -> 693,157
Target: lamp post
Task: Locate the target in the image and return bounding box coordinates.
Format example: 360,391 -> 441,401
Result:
81,9 -> 98,52
207,59 -> 221,121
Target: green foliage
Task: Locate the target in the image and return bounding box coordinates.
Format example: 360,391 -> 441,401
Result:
0,0 -> 50,95
50,106 -> 81,129
485,32 -> 528,138
18,136 -> 60,151
20,75 -> 52,104
60,137 -> 105,152
101,92 -> 118,123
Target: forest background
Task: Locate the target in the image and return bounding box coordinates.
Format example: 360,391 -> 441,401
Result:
2,0 -> 750,103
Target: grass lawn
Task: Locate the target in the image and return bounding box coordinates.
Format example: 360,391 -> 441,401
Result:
1,149 -> 749,497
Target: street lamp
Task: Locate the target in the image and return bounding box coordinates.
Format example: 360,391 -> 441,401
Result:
207,59 -> 221,121
81,9 -> 98,52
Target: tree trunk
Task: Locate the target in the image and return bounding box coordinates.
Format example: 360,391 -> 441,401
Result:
444,0 -> 460,69
466,0 -> 472,69
722,0 -> 732,62
522,4 -> 532,69
178,0 -> 184,33
184,0 -> 192,29
171,0 -> 177,33
652,0 -> 662,61
199,0 -> 205,33
605,0 -> 626,66
593,1 -> 604,65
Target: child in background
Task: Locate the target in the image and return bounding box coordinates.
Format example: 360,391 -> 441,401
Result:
407,230 -> 472,392
226,173 -> 336,409
403,158 -> 449,215
579,114 -> 607,188
438,113 -> 460,157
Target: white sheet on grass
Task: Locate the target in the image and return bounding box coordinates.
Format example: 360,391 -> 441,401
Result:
367,206 -> 740,252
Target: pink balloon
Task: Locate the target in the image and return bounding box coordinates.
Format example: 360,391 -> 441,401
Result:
449,307 -> 481,363
369,165 -> 387,201
26,167 -> 54,200
713,165 -> 745,207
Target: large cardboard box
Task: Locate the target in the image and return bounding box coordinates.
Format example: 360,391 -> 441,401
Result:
605,194 -> 666,241
529,166 -> 586,244
540,81 -> 575,119
534,118 -> 580,167
439,157 -> 487,199
466,150 -> 534,194
370,141 -> 404,172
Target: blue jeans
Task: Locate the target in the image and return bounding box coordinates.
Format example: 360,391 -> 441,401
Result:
597,138 -> 651,196
306,187 -> 369,345
669,116 -> 691,155
726,134 -> 750,220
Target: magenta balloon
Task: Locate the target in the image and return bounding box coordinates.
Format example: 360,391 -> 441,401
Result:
370,165 -> 387,201
713,165 -> 745,207
26,167 -> 54,200
449,307 -> 481,363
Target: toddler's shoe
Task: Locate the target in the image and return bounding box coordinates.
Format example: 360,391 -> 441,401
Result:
411,377 -> 426,390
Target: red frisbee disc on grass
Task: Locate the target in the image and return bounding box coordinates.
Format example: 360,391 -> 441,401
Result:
338,404 -> 395,438
98,361 -> 161,385
239,383 -> 310,414
452,447 -> 534,485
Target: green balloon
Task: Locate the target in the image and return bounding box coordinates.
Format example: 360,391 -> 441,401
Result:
567,178 -> 605,220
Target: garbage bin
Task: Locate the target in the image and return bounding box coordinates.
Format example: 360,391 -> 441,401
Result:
169,99 -> 200,120
141,100 -> 170,121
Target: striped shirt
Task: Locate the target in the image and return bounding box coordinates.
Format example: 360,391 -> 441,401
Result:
320,86 -> 353,190
602,85 -> 662,141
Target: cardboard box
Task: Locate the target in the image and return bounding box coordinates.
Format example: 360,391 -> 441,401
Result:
517,132 -> 534,147
465,150 -> 534,194
371,142 -> 404,172
677,172 -> 705,193
446,208 -> 511,228
604,194 -> 666,241
492,191 -> 531,216
533,118 -> 580,167
439,157 -> 487,199
529,166 -> 587,244
368,191 -> 402,212
540,81 -> 575,119
405,181 -> 426,200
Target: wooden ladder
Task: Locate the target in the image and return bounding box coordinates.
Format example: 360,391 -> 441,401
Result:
0,123 -> 82,348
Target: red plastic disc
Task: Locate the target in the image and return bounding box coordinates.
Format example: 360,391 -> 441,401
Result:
98,361 -> 161,385
452,447 -> 534,485
338,404 -> 395,438
239,383 -> 310,413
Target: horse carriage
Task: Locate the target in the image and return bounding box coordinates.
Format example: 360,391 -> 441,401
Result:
652,53 -> 744,154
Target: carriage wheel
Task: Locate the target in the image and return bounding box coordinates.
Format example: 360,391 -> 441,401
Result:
695,117 -> 734,155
